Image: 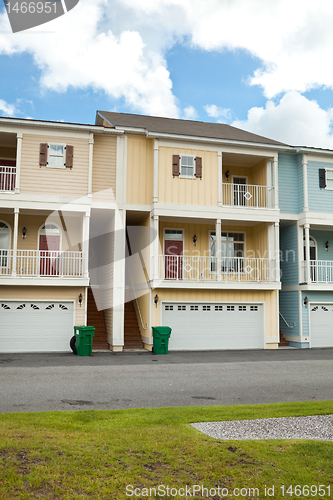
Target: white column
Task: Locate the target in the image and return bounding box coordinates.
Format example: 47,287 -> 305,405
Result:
215,219 -> 221,281
15,133 -> 23,194
88,133 -> 94,197
12,208 -> 19,276
218,151 -> 223,207
297,223 -> 304,284
266,159 -> 272,208
153,215 -> 159,280
115,135 -> 127,205
267,222 -> 275,281
153,139 -> 159,203
304,223 -> 311,284
112,208 -> 126,349
82,210 -> 91,278
302,154 -> 309,212
274,222 -> 280,282
273,157 -> 279,209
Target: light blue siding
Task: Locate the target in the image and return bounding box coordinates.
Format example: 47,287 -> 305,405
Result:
309,230 -> 333,261
308,160 -> 333,212
279,291 -> 299,337
278,153 -> 303,213
280,224 -> 298,285
301,290 -> 333,337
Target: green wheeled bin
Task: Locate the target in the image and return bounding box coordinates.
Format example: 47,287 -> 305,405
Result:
152,326 -> 172,354
74,326 -> 95,356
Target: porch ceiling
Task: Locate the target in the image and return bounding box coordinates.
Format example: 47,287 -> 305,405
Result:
222,152 -> 266,167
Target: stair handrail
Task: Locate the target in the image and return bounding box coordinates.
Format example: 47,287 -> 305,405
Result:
127,269 -> 147,330
279,312 -> 295,328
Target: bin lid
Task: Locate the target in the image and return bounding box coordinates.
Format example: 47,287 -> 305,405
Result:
152,326 -> 172,337
74,326 -> 95,335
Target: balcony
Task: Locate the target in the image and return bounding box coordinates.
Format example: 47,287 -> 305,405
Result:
302,260 -> 333,283
0,250 -> 84,278
222,183 -> 273,209
158,255 -> 276,283
0,166 -> 16,192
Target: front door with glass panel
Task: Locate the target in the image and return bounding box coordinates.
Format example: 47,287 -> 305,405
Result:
210,231 -> 245,274
303,236 -> 317,282
233,177 -> 247,206
39,225 -> 61,276
164,229 -> 183,280
0,222 -> 10,270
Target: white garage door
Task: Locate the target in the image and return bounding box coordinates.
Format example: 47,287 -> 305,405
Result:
162,302 -> 264,350
0,300 -> 74,353
310,304 -> 333,348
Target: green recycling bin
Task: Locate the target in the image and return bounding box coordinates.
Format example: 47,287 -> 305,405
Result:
152,326 -> 172,354
74,326 -> 95,356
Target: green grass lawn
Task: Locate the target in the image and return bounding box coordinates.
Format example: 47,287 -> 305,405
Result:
0,401 -> 332,499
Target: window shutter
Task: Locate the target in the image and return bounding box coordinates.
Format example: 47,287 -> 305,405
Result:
172,155 -> 180,176
39,143 -> 48,166
319,169 -> 326,188
195,157 -> 202,178
65,145 -> 74,169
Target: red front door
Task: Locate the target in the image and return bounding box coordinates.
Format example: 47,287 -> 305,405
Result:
39,234 -> 60,276
164,239 -> 183,279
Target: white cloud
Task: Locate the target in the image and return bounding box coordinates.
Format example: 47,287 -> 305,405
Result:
0,99 -> 17,116
232,92 -> 333,149
183,105 -> 198,120
204,104 -> 232,123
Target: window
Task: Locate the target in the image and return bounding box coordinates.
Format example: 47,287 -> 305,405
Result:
202,305 -> 211,311
0,221 -> 10,267
325,169 -> 333,190
48,144 -> 65,168
250,305 -> 258,312
165,229 -> 183,240
210,231 -> 245,273
180,155 -> 195,178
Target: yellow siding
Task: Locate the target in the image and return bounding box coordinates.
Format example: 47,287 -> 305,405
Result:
127,137 -> 153,205
151,288 -> 278,340
0,286 -> 86,325
159,221 -> 267,258
136,292 -> 150,339
159,147 -> 218,206
92,135 -> 116,196
20,134 -> 89,196
252,159 -> 267,186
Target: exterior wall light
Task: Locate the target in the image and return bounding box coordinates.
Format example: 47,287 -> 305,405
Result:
154,294 -> 159,307
193,234 -> 197,245
22,227 -> 27,239
78,293 -> 83,307
303,296 -> 308,306
325,241 -> 329,251
225,170 -> 230,180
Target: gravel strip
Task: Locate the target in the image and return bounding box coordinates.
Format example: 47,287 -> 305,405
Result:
191,415 -> 333,441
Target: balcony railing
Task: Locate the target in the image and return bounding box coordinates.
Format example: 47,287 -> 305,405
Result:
0,250 -> 84,277
222,183 -> 274,209
302,260 -> 333,283
158,255 -> 276,282
0,166 -> 16,192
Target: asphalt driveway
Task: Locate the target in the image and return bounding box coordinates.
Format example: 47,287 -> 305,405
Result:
0,348 -> 332,413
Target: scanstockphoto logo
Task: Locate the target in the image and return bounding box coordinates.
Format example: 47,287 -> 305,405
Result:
3,0 -> 80,33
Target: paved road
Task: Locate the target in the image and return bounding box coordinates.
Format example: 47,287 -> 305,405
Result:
0,349 -> 332,413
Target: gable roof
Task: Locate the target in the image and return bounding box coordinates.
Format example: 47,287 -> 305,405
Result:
96,111 -> 288,147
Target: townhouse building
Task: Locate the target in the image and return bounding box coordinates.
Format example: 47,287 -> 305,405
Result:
1,112 -> 332,353
279,149 -> 333,348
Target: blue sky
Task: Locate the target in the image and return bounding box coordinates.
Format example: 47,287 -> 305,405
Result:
0,0 -> 333,148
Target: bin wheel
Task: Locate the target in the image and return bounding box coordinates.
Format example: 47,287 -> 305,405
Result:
152,347 -> 154,354
70,336 -> 77,355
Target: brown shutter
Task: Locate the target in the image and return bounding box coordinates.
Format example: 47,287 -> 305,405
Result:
65,145 -> 74,169
172,155 -> 180,176
39,143 -> 48,166
196,157 -> 202,178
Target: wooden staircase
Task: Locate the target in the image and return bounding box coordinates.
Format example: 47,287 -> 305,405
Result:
124,300 -> 144,350
279,332 -> 289,347
87,288 -> 109,350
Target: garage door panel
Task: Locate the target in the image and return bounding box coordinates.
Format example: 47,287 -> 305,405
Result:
0,301 -> 74,353
162,302 -> 263,351
310,304 -> 333,348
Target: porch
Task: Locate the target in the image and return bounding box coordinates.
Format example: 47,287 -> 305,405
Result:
301,224 -> 333,284
0,131 -> 18,193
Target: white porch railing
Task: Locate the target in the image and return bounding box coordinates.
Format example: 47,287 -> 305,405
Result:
0,250 -> 84,277
158,255 -> 276,282
222,183 -> 274,209
0,250 -> 12,275
0,166 -> 16,192
302,260 -> 333,283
